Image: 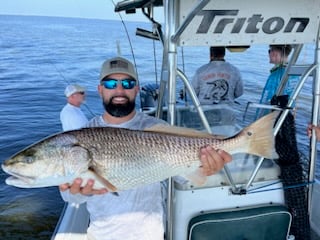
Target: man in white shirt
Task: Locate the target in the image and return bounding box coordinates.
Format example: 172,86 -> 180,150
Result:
192,46 -> 244,126
59,56 -> 232,240
192,46 -> 243,105
60,84 -> 89,131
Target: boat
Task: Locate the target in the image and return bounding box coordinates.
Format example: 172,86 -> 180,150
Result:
52,0 -> 320,239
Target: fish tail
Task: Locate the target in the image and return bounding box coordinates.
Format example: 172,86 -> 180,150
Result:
225,112 -> 279,159
244,111 -> 279,159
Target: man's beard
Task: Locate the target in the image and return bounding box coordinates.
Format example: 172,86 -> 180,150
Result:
103,96 -> 135,117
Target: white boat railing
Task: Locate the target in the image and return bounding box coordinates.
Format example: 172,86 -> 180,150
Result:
51,203 -> 89,240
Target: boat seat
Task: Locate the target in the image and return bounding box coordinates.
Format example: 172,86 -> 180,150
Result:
187,205 -> 292,240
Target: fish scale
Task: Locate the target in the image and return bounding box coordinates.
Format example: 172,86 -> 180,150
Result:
77,128 -> 200,188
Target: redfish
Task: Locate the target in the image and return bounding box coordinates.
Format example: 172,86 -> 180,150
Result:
2,112 -> 279,191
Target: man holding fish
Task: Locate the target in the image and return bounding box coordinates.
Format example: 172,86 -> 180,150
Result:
2,56 -> 278,239
59,56 -> 232,240
2,56 -> 277,239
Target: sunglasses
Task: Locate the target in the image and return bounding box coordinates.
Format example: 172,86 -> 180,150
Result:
101,78 -> 137,90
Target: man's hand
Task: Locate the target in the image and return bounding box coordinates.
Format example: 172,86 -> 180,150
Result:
59,178 -> 108,195
199,146 -> 232,176
307,124 -> 320,141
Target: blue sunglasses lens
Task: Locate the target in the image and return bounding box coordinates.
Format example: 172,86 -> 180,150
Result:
102,79 -> 136,89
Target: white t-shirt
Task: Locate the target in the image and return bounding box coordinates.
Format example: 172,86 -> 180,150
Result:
60,103 -> 88,131
192,60 -> 243,105
60,111 -> 168,240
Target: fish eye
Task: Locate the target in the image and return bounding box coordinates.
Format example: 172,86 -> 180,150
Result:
25,156 -> 34,164
23,149 -> 36,164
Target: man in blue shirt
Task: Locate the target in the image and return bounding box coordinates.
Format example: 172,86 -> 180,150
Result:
257,45 -> 298,117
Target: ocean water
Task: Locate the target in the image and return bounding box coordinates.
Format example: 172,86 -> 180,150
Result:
0,15 -> 318,239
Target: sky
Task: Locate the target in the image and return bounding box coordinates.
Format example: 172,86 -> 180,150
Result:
0,0 -> 163,22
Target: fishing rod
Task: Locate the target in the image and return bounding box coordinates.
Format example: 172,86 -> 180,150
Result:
247,180 -> 316,194
111,0 -> 145,108
110,0 -> 137,66
111,0 -> 165,111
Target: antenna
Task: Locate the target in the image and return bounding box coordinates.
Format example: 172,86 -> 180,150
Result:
116,40 -> 121,56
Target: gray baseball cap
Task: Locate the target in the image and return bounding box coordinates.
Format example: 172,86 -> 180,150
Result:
100,56 -> 138,81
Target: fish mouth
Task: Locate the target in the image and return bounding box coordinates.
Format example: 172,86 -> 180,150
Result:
5,174 -> 35,183
1,165 -> 35,184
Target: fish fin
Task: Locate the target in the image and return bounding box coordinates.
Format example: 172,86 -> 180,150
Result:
95,174 -> 118,193
145,124 -> 226,139
224,112 -> 279,159
80,169 -> 118,192
183,168 -> 208,187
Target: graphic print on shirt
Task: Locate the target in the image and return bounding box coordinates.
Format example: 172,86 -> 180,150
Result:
204,79 -> 229,104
